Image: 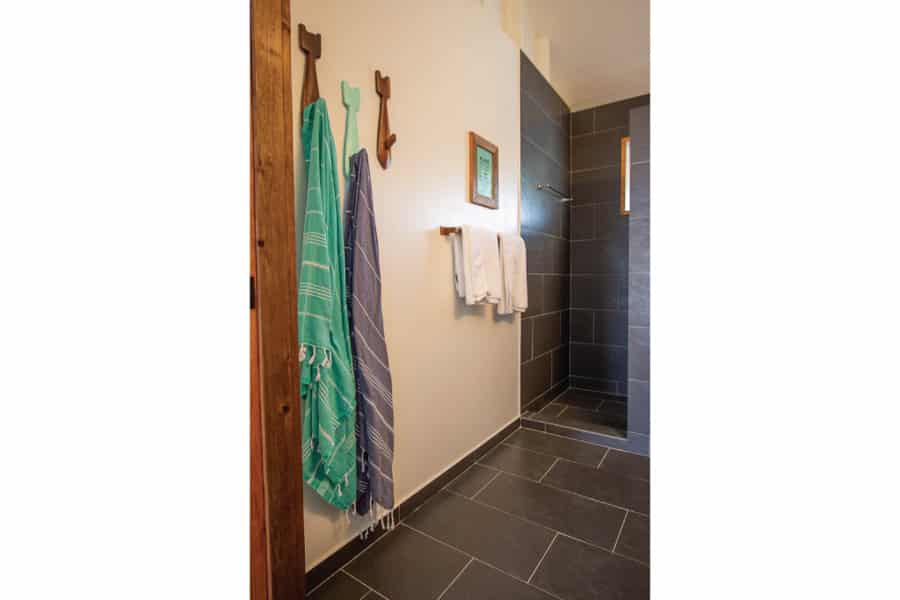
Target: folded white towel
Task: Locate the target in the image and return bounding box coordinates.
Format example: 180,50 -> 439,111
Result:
498,233 -> 528,315
461,225 -> 502,305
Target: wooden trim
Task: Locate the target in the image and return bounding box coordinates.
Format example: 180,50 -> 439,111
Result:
250,0 -> 305,597
468,131 -> 499,209
250,97 -> 269,600
620,136 -> 630,215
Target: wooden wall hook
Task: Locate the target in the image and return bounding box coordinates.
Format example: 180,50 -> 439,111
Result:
375,70 -> 396,169
298,24 -> 321,111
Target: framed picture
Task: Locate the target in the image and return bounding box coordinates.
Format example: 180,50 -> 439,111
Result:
468,132 -> 499,209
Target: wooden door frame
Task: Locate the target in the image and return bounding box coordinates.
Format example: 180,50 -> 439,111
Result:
250,0 -> 305,598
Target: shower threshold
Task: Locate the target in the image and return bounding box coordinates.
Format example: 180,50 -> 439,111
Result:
523,388 -> 627,441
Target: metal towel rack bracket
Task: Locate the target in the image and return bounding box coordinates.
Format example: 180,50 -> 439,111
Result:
536,183 -> 570,202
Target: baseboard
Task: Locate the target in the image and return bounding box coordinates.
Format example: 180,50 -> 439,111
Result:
305,416 -> 521,591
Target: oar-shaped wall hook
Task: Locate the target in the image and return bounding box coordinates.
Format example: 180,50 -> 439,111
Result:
375,70 -> 396,169
341,81 -> 360,178
298,24 -> 321,111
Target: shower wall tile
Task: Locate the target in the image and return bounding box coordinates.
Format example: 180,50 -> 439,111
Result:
571,275 -> 627,310
630,163 -> 650,220
521,318 -> 533,362
629,217 -> 650,273
627,379 -> 650,436
572,238 -> 628,275
594,309 -> 628,346
520,52 -> 570,411
572,344 -> 627,381
521,55 -> 567,128
591,94 -> 650,132
571,108 -> 594,136
627,326 -> 650,382
628,273 -> 650,328
571,167 -> 619,207
521,353 -> 551,409
560,204 -> 571,240
570,310 -> 593,343
628,104 -> 651,444
569,96 -> 649,399
543,275 -> 569,312
629,103 -> 651,163
533,312 -> 563,357
523,274 -> 543,318
571,205 -> 595,240
551,344 -> 570,385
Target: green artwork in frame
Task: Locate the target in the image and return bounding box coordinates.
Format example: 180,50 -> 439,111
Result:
469,131 -> 499,209
476,146 -> 494,198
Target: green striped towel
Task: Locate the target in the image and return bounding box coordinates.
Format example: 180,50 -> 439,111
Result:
298,98 -> 357,510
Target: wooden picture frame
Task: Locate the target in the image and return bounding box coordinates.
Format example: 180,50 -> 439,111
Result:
468,132 -> 499,209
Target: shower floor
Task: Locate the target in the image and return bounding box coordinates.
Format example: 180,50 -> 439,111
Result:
525,389 -> 628,439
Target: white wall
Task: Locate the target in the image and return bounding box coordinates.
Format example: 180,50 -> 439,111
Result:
290,0 -> 521,569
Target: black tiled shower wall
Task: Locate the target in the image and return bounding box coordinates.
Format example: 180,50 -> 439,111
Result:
520,53 -> 570,412
568,95 -> 649,397
628,104 -> 650,442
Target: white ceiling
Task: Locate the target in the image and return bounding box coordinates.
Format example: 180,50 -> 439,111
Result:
528,0 -> 649,111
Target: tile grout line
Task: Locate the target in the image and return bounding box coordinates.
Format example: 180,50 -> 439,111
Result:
439,486 -> 649,569
305,569 -> 341,597
321,524 -> 395,593
527,533 -> 559,584
538,458 -> 560,483
535,421 -> 631,447
340,569 -> 388,600
469,469 -> 502,500
597,447 -> 611,468
404,520 -> 567,600
611,511 -> 630,554
503,438 -> 607,466
473,557 -> 569,600
434,557 -> 473,600
538,479 -> 648,517
510,427 -> 615,453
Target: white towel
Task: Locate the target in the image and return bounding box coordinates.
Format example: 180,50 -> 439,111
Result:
461,225 -> 502,305
498,233 -> 528,315
451,234 -> 465,298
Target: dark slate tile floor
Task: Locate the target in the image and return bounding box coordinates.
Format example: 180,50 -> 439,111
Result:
307,427 -> 650,600
524,389 -> 629,438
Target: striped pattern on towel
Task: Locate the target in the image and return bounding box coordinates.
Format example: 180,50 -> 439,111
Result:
344,149 -> 395,514
297,99 -> 357,510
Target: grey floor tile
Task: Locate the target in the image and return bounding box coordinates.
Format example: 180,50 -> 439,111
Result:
405,491 -> 555,581
602,450 -> 650,482
503,428 -> 609,467
537,402 -> 567,418
543,405 -> 626,436
615,512 -> 649,565
543,459 -> 649,514
476,473 -> 625,550
445,464 -> 499,498
307,571 -> 369,600
345,525 -> 469,600
477,444 -> 558,481
441,560 -> 556,600
556,388 -> 613,410
531,535 -> 649,600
